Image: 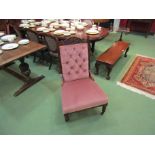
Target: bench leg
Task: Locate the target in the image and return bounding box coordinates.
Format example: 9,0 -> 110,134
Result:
124,47 -> 129,57
95,61 -> 100,75
106,65 -> 112,80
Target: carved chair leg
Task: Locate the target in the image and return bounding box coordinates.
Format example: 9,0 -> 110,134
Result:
101,104 -> 107,115
33,53 -> 36,63
64,114 -> 70,122
49,56 -> 53,70
124,47 -> 129,57
95,62 -> 100,75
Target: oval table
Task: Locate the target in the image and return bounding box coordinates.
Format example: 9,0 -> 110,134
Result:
19,23 -> 109,53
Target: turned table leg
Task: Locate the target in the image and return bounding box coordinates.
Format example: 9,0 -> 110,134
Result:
118,32 -> 123,41
91,41 -> 96,53
4,57 -> 45,96
95,61 -> 100,75
124,47 -> 129,57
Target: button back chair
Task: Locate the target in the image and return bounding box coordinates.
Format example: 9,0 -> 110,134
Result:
59,37 -> 108,121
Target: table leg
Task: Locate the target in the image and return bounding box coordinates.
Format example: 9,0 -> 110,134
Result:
91,41 -> 96,53
4,57 -> 45,96
106,64 -> 112,80
95,61 -> 100,75
124,47 -> 129,57
118,32 -> 123,41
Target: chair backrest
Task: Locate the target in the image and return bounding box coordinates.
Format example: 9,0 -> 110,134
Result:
12,25 -> 22,38
26,29 -> 39,42
44,34 -> 58,53
59,38 -> 89,82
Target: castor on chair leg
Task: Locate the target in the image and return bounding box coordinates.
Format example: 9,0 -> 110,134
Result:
64,114 -> 70,122
101,104 -> 107,115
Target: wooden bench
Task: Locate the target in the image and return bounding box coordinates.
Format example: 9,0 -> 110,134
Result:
95,41 -> 130,80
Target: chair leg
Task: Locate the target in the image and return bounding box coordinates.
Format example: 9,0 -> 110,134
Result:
49,56 -> 53,70
101,104 -> 107,115
33,53 -> 36,63
64,114 -> 70,122
49,62 -> 52,70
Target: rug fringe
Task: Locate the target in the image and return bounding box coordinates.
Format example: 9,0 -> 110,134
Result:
117,82 -> 155,100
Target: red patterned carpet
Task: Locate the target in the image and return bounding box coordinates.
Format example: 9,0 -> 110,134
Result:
118,55 -> 155,99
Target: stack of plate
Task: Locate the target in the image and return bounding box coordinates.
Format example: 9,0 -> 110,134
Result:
36,27 -> 47,31
85,29 -> 99,35
53,30 -> 65,35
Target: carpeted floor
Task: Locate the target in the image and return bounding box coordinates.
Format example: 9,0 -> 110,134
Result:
0,32 -> 155,135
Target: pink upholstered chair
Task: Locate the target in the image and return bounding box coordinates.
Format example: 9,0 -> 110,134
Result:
59,37 -> 108,121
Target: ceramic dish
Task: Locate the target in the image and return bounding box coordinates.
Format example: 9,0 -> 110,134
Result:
18,39 -> 30,45
86,29 -> 99,35
1,34 -> 16,42
1,43 -> 19,50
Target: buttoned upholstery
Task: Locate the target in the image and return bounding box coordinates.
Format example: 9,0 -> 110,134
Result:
60,43 -> 89,82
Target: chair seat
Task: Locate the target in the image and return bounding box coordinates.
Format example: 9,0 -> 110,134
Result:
62,78 -> 108,114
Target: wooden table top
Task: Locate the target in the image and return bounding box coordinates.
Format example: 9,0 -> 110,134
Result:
97,41 -> 129,65
0,39 -> 46,67
20,24 -> 109,42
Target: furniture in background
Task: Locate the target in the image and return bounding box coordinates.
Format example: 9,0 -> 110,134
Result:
93,19 -> 113,30
95,41 -> 130,80
26,29 -> 45,63
59,37 -> 108,121
0,39 -> 46,96
120,19 -> 154,38
117,27 -> 130,41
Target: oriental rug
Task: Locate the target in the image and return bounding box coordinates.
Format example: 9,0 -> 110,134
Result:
117,55 -> 155,99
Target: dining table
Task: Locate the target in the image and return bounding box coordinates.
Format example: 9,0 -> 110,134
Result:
18,20 -> 109,53
0,38 -> 46,96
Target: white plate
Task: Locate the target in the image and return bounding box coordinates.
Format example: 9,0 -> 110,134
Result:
70,31 -> 76,34
81,22 -> 88,27
86,29 -> 99,35
49,28 -> 56,32
43,29 -> 50,33
35,22 -> 41,26
18,39 -> 30,45
36,27 -> 46,31
29,25 -> 36,28
0,32 -> 5,37
1,34 -> 16,42
53,30 -> 65,35
1,43 -> 19,50
63,32 -> 71,36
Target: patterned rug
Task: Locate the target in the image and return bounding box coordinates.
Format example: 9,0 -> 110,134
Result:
117,55 -> 155,99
